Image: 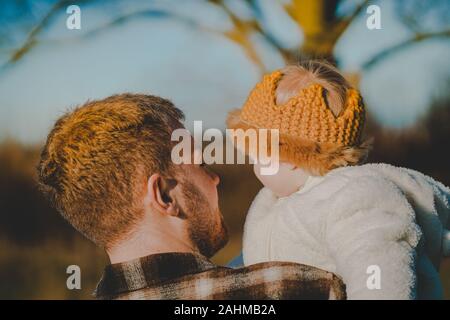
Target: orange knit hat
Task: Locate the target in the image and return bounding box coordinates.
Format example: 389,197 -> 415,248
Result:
227,70 -> 371,175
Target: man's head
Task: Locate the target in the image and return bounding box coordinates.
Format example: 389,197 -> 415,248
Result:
38,94 -> 227,257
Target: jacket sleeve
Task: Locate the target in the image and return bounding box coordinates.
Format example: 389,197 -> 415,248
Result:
325,175 -> 422,299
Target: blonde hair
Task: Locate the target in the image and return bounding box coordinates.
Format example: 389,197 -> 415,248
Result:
276,60 -> 350,117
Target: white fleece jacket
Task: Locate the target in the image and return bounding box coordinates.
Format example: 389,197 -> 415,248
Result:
243,163 -> 450,299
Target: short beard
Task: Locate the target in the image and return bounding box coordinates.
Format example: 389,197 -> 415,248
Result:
181,181 -> 228,258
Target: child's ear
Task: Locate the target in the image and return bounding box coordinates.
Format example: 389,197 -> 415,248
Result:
146,174 -> 180,217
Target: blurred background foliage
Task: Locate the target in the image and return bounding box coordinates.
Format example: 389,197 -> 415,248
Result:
0,0 -> 449,299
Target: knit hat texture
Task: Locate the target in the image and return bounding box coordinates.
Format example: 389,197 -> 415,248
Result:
227,70 -> 371,175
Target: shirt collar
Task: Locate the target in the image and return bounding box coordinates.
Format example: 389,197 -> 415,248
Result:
274,175 -> 325,202
295,174 -> 325,195
94,252 -> 216,298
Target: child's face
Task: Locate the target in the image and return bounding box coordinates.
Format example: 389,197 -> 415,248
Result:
253,162 -> 310,198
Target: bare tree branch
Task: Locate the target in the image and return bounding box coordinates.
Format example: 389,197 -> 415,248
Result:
0,0 -> 92,74
211,0 -> 299,69
34,7 -> 232,50
242,0 -> 294,62
0,3 -> 231,73
8,0 -> 86,64
1,0 -> 276,74
333,0 -> 370,40
63,9 -> 198,40
362,29 -> 450,70
3,0 -> 449,77
208,0 -> 268,73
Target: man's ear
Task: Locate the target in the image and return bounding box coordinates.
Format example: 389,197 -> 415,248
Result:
147,173 -> 180,217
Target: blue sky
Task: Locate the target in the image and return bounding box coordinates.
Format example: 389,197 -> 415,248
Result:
0,0 -> 449,144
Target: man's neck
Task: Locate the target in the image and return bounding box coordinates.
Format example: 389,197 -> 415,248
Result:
107,227 -> 197,264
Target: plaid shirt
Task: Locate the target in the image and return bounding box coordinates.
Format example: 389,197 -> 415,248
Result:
94,252 -> 346,300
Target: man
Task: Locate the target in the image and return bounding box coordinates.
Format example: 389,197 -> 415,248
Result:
37,93 -> 345,300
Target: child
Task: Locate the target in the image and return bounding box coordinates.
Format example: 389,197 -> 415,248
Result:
227,60 -> 450,299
